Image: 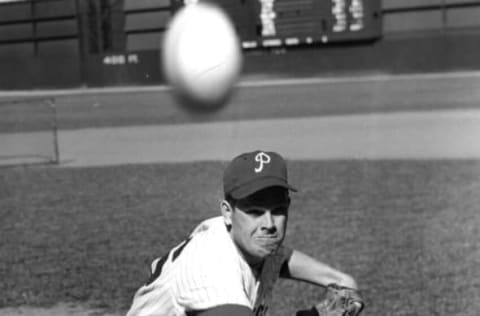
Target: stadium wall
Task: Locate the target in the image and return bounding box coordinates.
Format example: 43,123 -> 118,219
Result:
1,0 -> 480,89
243,29 -> 480,78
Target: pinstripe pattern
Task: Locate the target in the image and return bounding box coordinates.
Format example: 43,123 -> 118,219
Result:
127,216 -> 290,316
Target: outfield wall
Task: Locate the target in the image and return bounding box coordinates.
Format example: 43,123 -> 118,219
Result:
81,27 -> 480,86
2,29 -> 480,89
243,29 -> 480,78
2,0 -> 480,89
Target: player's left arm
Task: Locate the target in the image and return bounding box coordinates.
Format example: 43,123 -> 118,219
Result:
280,249 -> 358,289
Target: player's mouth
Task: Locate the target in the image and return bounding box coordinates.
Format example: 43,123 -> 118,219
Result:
255,236 -> 281,249
256,234 -> 279,241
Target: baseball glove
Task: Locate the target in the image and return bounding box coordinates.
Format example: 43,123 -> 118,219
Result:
296,284 -> 365,316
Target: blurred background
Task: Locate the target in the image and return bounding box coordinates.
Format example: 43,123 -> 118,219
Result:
1,0 -> 480,89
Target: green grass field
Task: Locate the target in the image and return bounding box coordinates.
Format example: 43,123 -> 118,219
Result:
1,159 -> 479,315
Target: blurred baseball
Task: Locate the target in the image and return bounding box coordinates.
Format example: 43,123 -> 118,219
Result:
162,2 -> 243,112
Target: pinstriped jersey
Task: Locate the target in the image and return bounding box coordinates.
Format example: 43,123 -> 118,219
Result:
126,216 -> 292,316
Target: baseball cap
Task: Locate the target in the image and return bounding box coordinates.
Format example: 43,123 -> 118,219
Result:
223,150 -> 297,200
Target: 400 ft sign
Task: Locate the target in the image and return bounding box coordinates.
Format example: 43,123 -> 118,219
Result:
103,54 -> 140,66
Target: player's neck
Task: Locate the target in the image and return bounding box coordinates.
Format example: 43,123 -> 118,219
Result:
230,239 -> 265,270
250,261 -> 264,277
240,251 -> 264,275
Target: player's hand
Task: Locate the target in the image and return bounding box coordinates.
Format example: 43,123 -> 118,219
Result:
316,283 -> 364,316
295,284 -> 365,316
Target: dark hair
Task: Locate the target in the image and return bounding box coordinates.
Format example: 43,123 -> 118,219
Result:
224,194 -> 237,209
224,186 -> 290,209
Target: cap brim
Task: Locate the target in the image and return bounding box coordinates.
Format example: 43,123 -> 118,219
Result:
230,177 -> 297,200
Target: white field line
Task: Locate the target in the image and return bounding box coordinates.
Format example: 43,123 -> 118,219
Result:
1,70 -> 480,98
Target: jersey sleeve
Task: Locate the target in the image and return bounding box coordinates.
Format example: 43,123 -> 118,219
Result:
172,227 -> 254,313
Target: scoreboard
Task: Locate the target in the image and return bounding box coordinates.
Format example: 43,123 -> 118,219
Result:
171,0 -> 382,49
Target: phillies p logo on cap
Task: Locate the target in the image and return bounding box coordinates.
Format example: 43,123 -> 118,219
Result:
223,150 -> 297,200
254,152 -> 271,173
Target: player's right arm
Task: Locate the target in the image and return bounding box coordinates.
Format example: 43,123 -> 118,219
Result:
281,249 -> 358,289
188,304 -> 253,316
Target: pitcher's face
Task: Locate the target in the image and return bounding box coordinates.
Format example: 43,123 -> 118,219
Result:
224,186 -> 290,266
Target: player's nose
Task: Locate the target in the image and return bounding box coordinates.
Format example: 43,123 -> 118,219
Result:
261,212 -> 276,232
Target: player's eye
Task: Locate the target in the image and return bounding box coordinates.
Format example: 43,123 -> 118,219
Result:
244,209 -> 264,216
271,207 -> 288,216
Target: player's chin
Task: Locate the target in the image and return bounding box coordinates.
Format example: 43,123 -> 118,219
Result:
255,240 -> 281,256
251,248 -> 274,260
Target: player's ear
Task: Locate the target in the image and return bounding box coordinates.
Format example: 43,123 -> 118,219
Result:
221,200 -> 233,227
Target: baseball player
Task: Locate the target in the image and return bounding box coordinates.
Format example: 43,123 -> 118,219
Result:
127,150 -> 364,316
